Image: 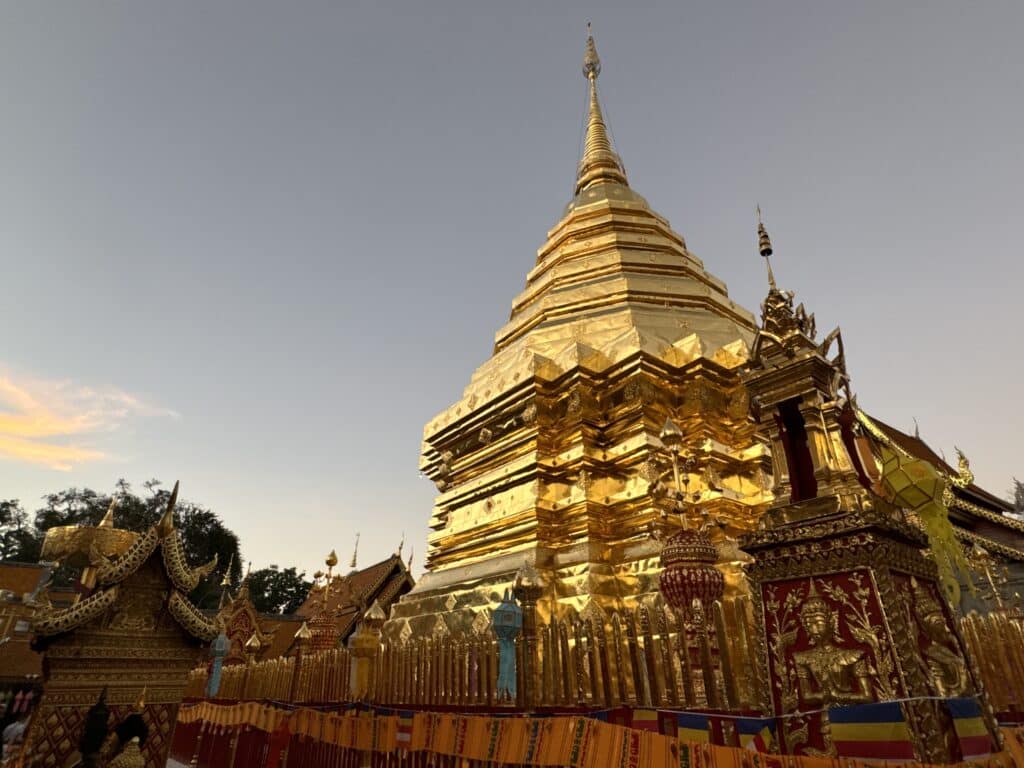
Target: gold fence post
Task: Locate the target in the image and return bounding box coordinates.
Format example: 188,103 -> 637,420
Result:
290,622 -> 311,703
513,562 -> 545,708
348,601 -> 386,700
713,600 -> 738,709
694,599 -> 719,708
242,632 -> 261,700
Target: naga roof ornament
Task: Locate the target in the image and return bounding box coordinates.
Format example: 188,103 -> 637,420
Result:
31,480 -> 220,642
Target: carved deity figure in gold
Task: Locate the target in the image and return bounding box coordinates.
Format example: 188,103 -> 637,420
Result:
910,576 -> 969,697
792,580 -> 876,707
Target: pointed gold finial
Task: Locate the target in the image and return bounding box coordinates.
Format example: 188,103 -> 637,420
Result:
325,549 -> 338,569
396,532 -> 405,559
99,498 -> 116,528
575,25 -> 628,195
407,546 -> 414,572
350,533 -> 360,570
134,687 -> 146,712
294,621 -> 312,642
583,22 -> 600,79
659,417 -> 684,450
757,206 -> 777,290
220,552 -> 235,588
157,481 -> 179,537
244,632 -> 261,653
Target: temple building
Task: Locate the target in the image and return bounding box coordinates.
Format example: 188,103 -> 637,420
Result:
384,32 -> 1024,643
214,546 -> 415,659
212,575 -> 303,664
296,547 -> 415,651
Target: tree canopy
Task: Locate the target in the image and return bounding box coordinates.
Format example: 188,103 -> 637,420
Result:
246,565 -> 311,615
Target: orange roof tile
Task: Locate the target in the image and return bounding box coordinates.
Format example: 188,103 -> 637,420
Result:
0,563 -> 47,598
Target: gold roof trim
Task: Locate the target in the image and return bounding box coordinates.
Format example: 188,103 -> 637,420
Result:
948,494 -> 1024,533
96,526 -> 159,587
162,531 -> 219,593
956,528 -> 1024,562
32,585 -> 119,637
168,590 -> 220,641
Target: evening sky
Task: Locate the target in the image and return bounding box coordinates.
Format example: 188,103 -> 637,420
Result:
1,2 -> 1021,573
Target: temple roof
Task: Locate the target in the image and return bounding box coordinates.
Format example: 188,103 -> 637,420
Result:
30,483 -> 220,642
0,562 -> 52,598
297,553 -> 412,618
292,553 -> 414,649
858,413 -> 1024,561
866,416 -> 1013,514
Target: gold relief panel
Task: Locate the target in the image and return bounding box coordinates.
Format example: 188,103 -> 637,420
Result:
761,572 -> 902,756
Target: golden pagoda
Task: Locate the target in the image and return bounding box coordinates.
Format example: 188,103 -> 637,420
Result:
386,31 -> 771,639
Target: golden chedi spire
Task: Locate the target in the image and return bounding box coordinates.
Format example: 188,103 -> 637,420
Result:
576,25 -> 628,194
389,31 -> 763,641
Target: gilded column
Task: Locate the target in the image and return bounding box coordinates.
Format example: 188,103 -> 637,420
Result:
289,622 -> 311,703
348,602 -> 386,700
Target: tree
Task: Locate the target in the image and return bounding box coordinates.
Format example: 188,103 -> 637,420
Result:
246,565 -> 312,615
1014,478 -> 1024,514
0,499 -> 37,561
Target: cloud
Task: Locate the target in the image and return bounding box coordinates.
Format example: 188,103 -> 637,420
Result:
0,373 -> 176,471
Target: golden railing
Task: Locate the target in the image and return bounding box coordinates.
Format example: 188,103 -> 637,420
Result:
960,608 -> 1024,716
185,597 -> 765,711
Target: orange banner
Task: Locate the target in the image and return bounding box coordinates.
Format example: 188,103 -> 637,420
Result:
176,702 -> 1020,768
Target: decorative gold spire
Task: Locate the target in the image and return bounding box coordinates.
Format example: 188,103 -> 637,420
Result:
350,534 -> 359,570
157,481 -> 179,537
757,206 -> 777,290
99,499 -> 116,528
397,532 -> 405,559
220,552 -> 235,588
575,25 -> 628,195
294,621 -> 312,642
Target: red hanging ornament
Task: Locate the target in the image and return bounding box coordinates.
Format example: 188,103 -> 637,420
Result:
658,529 -> 724,615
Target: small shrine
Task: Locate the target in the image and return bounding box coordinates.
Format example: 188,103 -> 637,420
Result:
22,484 -> 220,768
741,223 -> 998,762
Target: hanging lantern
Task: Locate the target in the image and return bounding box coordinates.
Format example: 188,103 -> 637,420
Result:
658,529 -> 724,616
492,589 -> 523,700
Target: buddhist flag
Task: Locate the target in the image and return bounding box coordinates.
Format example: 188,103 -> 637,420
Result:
395,710 -> 414,750
737,717 -> 775,752
946,698 -> 993,760
829,702 -> 915,760
633,709 -> 661,733
676,713 -> 710,745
